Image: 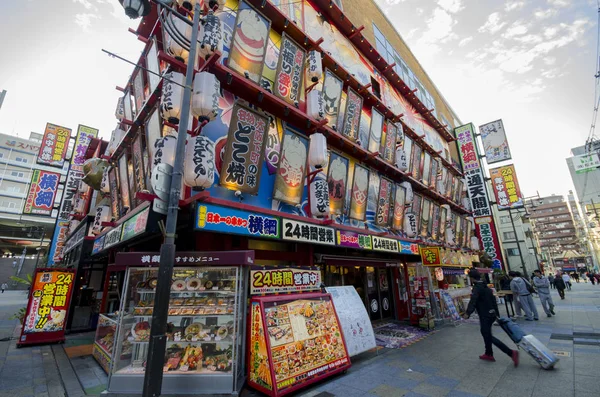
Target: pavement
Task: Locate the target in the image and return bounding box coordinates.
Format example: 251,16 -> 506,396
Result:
1,283 -> 600,397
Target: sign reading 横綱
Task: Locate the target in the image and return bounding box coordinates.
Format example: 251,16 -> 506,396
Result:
336,230 -> 372,250
250,267 -> 321,295
38,123 -> 71,167
489,165 -> 523,210
195,203 -> 280,239
23,170 -> 60,215
479,120 -> 511,164
274,33 -> 305,106
220,104 -> 268,195
371,236 -> 399,253
573,153 -> 600,174
281,219 -> 335,245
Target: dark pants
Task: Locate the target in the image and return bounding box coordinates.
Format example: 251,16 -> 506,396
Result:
480,316 -> 512,357
557,288 -> 565,299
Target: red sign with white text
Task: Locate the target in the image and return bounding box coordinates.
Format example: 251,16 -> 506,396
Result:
475,216 -> 504,270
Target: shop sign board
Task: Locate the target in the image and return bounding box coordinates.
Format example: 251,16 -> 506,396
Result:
63,223 -> 87,255
121,207 -> 150,242
47,221 -> 69,266
23,170 -> 60,215
281,219 -> 335,245
399,240 -> 420,255
475,216 -> 503,269
336,230 -> 372,250
573,153 -> 600,174
489,165 -> 523,209
37,123 -> 71,167
420,246 -> 442,266
72,125 -> 98,168
274,33 -> 305,106
250,267 -> 321,295
18,268 -> 75,346
325,286 -> 376,357
92,234 -> 105,255
195,203 -> 280,239
113,250 -> 255,267
371,236 -> 399,253
479,119 -> 511,164
103,225 -> 123,250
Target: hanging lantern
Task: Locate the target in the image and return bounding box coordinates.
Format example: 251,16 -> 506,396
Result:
404,211 -> 418,238
82,158 -> 109,190
100,169 -> 110,194
471,236 -> 481,251
73,194 -> 86,215
198,11 -> 224,60
434,267 -> 444,281
153,134 -> 178,167
115,96 -> 125,121
446,227 -> 456,245
395,146 -> 408,171
161,72 -> 185,124
183,135 -> 216,189
68,219 -> 80,236
192,71 -> 220,124
306,89 -> 325,121
308,132 -> 327,169
164,14 -> 194,65
207,0 -> 225,11
310,178 -> 330,218
468,217 -> 475,228
400,181 -> 413,204
91,205 -> 111,236
462,178 -> 467,192
307,51 -> 323,83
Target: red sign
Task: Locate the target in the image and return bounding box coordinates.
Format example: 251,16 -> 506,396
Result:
23,169 -> 60,215
475,216 -> 504,270
38,123 -> 71,166
420,246 -> 442,266
489,165 -> 524,210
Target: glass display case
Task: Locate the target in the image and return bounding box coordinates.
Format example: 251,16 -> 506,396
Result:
107,265 -> 247,394
93,314 -> 119,373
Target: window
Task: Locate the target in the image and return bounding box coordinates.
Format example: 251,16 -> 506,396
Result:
0,202 -> 17,209
9,171 -> 24,178
0,153 -> 3,158
14,156 -> 28,163
503,231 -> 516,240
6,186 -> 20,193
500,216 -> 511,224
507,248 -> 520,256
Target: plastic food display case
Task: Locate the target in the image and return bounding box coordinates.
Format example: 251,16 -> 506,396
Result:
107,265 -> 248,394
248,293 -> 351,397
93,314 -> 118,373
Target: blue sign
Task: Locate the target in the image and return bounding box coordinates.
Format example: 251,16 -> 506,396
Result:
92,235 -> 106,255
195,203 -> 280,239
399,240 -> 420,255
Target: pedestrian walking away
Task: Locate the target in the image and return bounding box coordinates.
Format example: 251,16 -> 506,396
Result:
0,283 -> 6,293
572,272 -> 580,283
587,272 -> 595,285
509,271 -> 539,321
464,269 -> 519,366
562,273 -> 571,290
533,270 -> 555,317
555,272 -> 566,299
548,274 -> 555,289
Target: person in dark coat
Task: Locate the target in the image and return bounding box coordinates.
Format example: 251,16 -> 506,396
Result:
548,274 -> 555,289
554,272 -> 566,299
464,269 -> 519,366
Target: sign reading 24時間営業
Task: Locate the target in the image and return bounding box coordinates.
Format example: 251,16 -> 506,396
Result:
195,203 -> 280,239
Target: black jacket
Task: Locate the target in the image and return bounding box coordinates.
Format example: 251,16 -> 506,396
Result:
554,277 -> 566,290
466,281 -> 499,319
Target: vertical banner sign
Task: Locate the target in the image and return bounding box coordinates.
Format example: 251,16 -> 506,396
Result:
272,128 -> 308,204
47,221 -> 70,266
455,123 -> 504,269
18,268 -> 75,346
23,170 -> 60,215
392,184 -> 406,231
72,125 -> 99,168
38,123 -> 71,166
274,33 -> 305,106
322,69 -> 344,129
382,121 -> 397,164
221,104 -> 269,195
376,177 -> 392,226
349,164 -> 369,220
131,134 -> 146,206
368,109 -> 384,154
341,87 -> 362,142
489,165 -> 524,209
109,167 -> 121,220
327,152 -> 349,215
479,119 -> 512,164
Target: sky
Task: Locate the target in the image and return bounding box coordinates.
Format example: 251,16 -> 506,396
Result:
0,0 -> 597,200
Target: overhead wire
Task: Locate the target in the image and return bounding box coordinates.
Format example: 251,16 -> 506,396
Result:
585,0 -> 600,153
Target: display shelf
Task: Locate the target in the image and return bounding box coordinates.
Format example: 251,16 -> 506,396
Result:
95,341 -> 113,357
128,339 -> 234,345
116,366 -> 233,376
136,289 -> 236,294
132,313 -> 235,319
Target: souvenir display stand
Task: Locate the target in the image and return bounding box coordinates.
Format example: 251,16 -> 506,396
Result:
105,252 -> 250,395
93,314 -> 118,373
248,292 -> 351,397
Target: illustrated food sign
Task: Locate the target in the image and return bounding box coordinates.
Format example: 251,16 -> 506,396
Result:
327,153 -> 349,215
196,203 -> 280,239
479,119 -> 511,164
273,129 -> 308,205
250,267 -> 321,295
220,104 -> 268,195
420,246 -> 442,266
38,123 -> 71,167
489,165 -> 523,210
21,270 -> 75,343
274,33 -> 305,106
573,153 -> 600,174
281,219 -> 335,246
23,170 -> 60,215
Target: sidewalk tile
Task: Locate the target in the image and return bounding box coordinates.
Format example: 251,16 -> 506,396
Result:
532,387 -> 574,397
446,391 -> 485,397
412,382 -> 450,397
425,376 -> 460,389
369,384 -> 409,397
387,376 -> 420,389
574,375 -> 598,393
403,392 -> 430,397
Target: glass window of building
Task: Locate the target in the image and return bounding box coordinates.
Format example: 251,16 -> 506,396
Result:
507,248 -> 520,256
500,216 -> 511,224
10,171 -> 24,178
503,231 -> 516,240
15,156 -> 28,163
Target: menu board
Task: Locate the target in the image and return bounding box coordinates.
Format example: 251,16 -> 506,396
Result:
248,294 -> 351,397
325,286 -> 376,357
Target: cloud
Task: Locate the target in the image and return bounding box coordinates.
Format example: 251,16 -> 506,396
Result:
73,0 -> 96,10
415,7 -> 458,57
75,13 -> 99,31
502,21 -> 528,38
459,37 -> 473,47
534,8 -> 557,19
505,1 -> 525,11
479,12 -> 507,34
548,0 -> 571,7
437,0 -> 464,13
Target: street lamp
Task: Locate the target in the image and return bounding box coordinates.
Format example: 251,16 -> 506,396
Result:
119,0 -> 152,18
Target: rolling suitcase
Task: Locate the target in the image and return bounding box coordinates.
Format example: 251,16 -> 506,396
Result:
497,317 -> 525,343
517,334 -> 559,369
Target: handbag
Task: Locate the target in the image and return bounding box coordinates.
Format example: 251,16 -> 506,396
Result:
522,278 -> 537,294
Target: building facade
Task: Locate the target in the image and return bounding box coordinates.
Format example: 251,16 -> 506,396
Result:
493,204 -> 539,276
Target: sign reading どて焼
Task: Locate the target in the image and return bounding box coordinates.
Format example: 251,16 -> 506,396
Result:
250,267 -> 321,295
38,123 -> 71,167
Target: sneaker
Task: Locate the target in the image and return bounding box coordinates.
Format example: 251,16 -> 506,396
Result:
547,314 -> 552,317
534,318 -> 539,321
511,350 -> 519,367
479,354 -> 496,362
525,318 -> 534,321
550,308 -> 556,315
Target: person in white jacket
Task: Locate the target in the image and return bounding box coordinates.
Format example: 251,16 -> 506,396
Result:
533,270 -> 555,317
562,273 -> 572,290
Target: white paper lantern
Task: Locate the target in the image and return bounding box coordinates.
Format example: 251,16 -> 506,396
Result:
470,236 -> 481,251
462,179 -> 467,192
307,50 -> 323,83
306,89 -> 325,121
153,134 -> 178,167
468,217 -> 475,228
308,133 -> 327,169
161,71 -> 185,124
115,96 -> 125,121
395,146 -> 408,171
192,71 -> 220,123
404,211 -> 418,238
400,181 -> 413,204
310,177 -> 330,218
164,15 -> 194,64
100,169 -> 110,194
183,135 -> 216,189
91,205 -> 111,235
199,11 -> 223,60
73,195 -> 86,215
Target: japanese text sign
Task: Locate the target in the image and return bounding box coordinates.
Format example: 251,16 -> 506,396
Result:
371,236 -> 399,253
220,104 -> 268,195
479,119 -> 511,164
38,123 -> 71,167
22,270 -> 75,335
281,219 -> 336,245
475,216 -> 503,269
47,221 -> 69,266
121,207 -> 150,242
573,153 -> 600,174
23,170 -> 60,215
72,125 -> 98,167
274,33 -> 305,106
336,230 -> 372,250
196,203 -> 280,238
250,267 -> 321,295
465,167 -> 492,217
454,123 -> 480,172
489,165 -> 523,209
341,87 -> 362,142
420,246 -> 442,266
103,225 -> 123,250
399,240 -> 420,255
92,234 -> 105,255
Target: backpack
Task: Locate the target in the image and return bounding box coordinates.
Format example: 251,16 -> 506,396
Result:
522,278 -> 536,294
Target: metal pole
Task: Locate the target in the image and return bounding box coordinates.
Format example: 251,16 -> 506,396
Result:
142,3 -> 201,396
508,207 -> 528,277
34,231 -> 45,269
